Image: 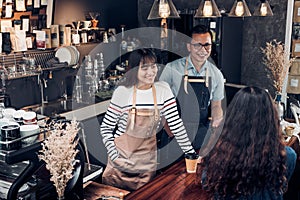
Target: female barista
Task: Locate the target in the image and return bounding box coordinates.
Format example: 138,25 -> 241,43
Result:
100,48 -> 196,191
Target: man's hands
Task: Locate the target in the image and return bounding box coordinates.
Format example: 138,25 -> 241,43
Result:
211,116 -> 223,128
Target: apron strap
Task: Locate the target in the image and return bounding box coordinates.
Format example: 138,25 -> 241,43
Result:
130,85 -> 137,130
184,57 -> 189,77
152,85 -> 159,121
184,57 -> 209,94
205,67 -> 209,88
130,85 -> 159,129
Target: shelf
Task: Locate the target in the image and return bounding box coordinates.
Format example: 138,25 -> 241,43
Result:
73,27 -> 104,32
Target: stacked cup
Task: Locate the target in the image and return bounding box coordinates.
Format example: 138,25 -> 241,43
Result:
21,111 -> 39,144
1,124 -> 21,150
23,111 -> 37,125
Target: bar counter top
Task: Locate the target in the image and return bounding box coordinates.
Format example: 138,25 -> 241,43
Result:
124,133 -> 300,200
125,158 -> 209,200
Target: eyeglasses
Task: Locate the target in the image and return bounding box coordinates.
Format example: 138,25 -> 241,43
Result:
190,42 -> 212,51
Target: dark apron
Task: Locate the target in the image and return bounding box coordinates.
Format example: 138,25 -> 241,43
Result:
102,85 -> 160,191
176,58 -> 210,150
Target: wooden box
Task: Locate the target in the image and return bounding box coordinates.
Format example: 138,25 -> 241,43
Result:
290,59 -> 300,75
287,74 -> 300,94
292,39 -> 300,57
294,1 -> 300,22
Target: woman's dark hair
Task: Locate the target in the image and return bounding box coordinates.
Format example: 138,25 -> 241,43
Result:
203,86 -> 287,199
119,48 -> 157,87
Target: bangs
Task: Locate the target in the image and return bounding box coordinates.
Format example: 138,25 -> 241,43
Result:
141,56 -> 156,64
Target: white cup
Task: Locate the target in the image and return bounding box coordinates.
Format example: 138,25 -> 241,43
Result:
20,124 -> 40,144
72,33 -> 80,45
23,111 -> 37,124
3,108 -> 16,120
81,32 -> 87,43
83,21 -> 91,29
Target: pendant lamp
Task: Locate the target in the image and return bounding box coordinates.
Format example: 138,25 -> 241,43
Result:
194,0 -> 221,18
228,0 -> 252,17
253,0 -> 273,16
147,0 -> 180,20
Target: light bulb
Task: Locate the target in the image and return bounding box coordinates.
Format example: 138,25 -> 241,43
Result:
203,0 -> 213,17
235,1 -> 244,16
260,3 -> 268,16
159,0 -> 170,18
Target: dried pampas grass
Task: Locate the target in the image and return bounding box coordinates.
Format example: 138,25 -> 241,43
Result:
261,40 -> 293,93
38,120 -> 80,199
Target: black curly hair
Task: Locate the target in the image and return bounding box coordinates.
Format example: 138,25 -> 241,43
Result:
202,86 -> 287,199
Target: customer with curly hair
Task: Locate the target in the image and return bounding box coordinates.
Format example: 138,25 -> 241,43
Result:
202,86 -> 297,199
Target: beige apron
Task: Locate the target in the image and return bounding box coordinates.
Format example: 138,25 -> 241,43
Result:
102,85 -> 160,191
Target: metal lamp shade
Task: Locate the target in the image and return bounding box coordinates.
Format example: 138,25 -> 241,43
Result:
253,0 -> 273,16
194,0 -> 221,18
228,0 -> 252,17
147,0 -> 180,20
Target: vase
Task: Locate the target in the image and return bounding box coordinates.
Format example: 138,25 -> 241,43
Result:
91,19 -> 98,28
275,93 -> 285,120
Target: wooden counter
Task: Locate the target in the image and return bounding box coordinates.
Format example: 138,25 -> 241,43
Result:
82,158 -> 209,199
81,131 -> 300,199
124,134 -> 300,200
125,159 -> 209,200
84,181 -> 130,200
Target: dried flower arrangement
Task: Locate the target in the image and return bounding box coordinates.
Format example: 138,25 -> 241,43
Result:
38,120 -> 80,199
261,39 -> 293,93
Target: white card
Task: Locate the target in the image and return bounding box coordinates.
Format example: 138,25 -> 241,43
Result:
291,79 -> 299,87
34,0 -> 40,8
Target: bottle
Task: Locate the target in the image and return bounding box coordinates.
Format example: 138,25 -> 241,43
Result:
85,55 -> 93,70
132,37 -> 140,49
209,21 -> 217,43
120,25 -> 127,52
81,30 -> 88,43
74,76 -> 82,103
72,32 -> 80,45
94,53 -> 100,80
98,53 -> 106,79
275,93 -> 285,120
277,102 -> 284,120
126,36 -> 133,52
103,32 -> 108,43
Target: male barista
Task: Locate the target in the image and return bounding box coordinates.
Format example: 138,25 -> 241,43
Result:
160,24 -> 224,150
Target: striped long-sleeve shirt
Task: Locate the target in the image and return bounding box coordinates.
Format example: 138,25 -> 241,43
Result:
100,81 -> 195,161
